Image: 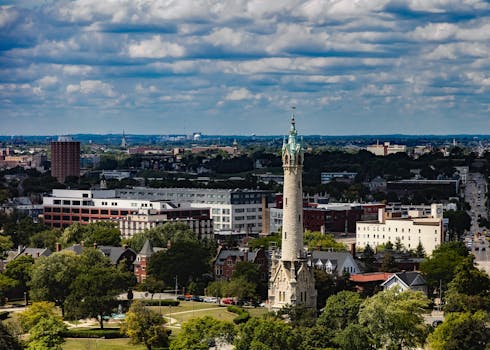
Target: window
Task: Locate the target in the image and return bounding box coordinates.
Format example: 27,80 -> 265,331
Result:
54,200 -> 61,205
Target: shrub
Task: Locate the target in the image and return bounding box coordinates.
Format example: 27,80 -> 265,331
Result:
141,299 -> 180,307
62,328 -> 126,339
226,305 -> 250,324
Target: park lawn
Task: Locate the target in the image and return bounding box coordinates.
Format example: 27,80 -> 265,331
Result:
246,307 -> 269,318
63,338 -> 146,350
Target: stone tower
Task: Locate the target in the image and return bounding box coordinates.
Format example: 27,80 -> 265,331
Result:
268,110 -> 317,310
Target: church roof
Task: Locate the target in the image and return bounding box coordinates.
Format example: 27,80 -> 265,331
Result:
139,239 -> 154,256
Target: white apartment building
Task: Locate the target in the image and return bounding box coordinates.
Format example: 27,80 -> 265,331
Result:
117,211 -> 213,240
356,204 -> 445,255
115,187 -> 274,234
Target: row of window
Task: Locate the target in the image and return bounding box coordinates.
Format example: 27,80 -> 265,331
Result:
358,225 -> 423,234
45,207 -> 129,215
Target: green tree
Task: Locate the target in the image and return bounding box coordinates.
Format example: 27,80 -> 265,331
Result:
444,210 -> 471,240
140,276 -> 166,299
223,277 -> 257,301
29,229 -> 61,251
65,266 -> 133,328
27,314 -> 67,350
359,244 -> 377,272
4,254 -> 35,295
29,252 -> 81,317
19,301 -> 59,331
380,253 -> 399,272
304,231 -> 346,251
234,316 -> 299,350
61,222 -> 121,247
0,322 -> 23,350
317,291 -> 362,330
0,273 -> 17,304
334,323 -> 374,350
420,242 -> 469,292
359,288 -> 430,350
444,257 -> 490,313
415,241 -> 426,258
121,300 -> 169,350
426,311 -> 489,350
148,240 -> 211,287
170,316 -> 236,350
0,234 -> 13,255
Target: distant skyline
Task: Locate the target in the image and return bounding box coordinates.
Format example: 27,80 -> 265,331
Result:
1,1 -> 490,135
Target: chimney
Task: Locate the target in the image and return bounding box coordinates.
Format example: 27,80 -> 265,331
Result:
350,243 -> 356,259
36,252 -> 40,258
167,239 -> 172,250
55,242 -> 61,252
81,240 -> 84,247
93,242 -> 98,249
123,244 -> 128,250
17,245 -> 23,254
378,207 -> 385,224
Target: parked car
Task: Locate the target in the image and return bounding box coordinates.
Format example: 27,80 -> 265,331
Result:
221,298 -> 235,305
190,295 -> 204,302
176,295 -> 186,301
204,297 -> 218,303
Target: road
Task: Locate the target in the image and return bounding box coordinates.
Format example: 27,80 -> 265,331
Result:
464,172 -> 488,234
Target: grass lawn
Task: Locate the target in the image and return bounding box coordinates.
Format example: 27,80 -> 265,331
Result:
63,338 -> 146,350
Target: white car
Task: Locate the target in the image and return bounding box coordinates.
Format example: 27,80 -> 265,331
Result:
203,297 -> 218,303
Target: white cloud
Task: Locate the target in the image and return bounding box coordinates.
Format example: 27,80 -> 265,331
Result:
225,88 -> 260,101
62,65 -> 93,76
127,35 -> 185,58
37,75 -> 58,87
66,80 -> 115,96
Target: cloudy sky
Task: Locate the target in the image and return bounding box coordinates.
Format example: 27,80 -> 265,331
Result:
1,0 -> 490,135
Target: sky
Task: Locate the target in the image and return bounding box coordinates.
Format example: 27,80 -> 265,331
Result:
1,0 -> 490,136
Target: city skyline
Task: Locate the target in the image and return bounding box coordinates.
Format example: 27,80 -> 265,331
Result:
1,1 -> 490,135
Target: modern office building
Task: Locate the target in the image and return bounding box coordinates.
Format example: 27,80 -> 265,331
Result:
51,136 -> 80,183
116,187 -> 274,234
42,189 -> 210,235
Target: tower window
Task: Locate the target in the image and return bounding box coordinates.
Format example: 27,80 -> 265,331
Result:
285,197 -> 287,207
298,214 -> 301,222
284,232 -> 287,240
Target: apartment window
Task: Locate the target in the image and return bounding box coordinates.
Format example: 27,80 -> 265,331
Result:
72,200 -> 80,206
101,210 -> 108,215
54,200 -> 61,205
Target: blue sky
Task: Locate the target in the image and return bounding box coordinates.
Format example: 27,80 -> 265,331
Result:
1,0 -> 490,135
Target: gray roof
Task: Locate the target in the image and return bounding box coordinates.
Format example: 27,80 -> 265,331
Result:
139,239 -> 154,256
63,244 -> 136,265
393,271 -> 426,287
7,246 -> 52,261
215,250 -> 245,266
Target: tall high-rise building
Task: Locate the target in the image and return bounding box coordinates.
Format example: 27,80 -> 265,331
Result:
51,136 -> 80,183
268,112 -> 316,310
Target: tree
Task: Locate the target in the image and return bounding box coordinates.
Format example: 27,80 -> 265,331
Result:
334,323 -> 374,350
359,244 -> 377,272
141,276 -> 166,299
444,257 -> 490,313
0,322 -> 23,350
420,242 -> 468,292
444,210 -> 471,240
121,300 -> 169,350
394,237 -> 404,252
27,314 -> 67,350
170,316 -> 236,350
426,311 -> 489,350
4,254 -> 35,296
29,229 -> 61,251
61,222 -> 121,247
304,231 -> 346,251
380,253 -> 399,272
234,316 -> 299,350
223,277 -> 257,301
19,301 -> 59,331
29,252 -> 81,317
65,266 -> 133,328
415,241 -> 426,258
0,274 -> 17,305
317,291 -> 362,330
359,288 -> 430,350
148,240 -> 211,287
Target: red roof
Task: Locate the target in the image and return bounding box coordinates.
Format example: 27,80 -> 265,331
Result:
349,272 -> 393,283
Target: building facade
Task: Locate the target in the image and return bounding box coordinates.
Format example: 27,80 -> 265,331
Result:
51,136 -> 80,183
116,187 -> 274,234
356,204 -> 445,255
268,114 -> 316,310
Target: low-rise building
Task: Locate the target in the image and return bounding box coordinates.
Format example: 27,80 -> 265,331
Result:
213,247 -> 269,281
320,171 -> 357,184
308,251 -> 361,275
367,142 -> 406,156
381,271 -> 428,295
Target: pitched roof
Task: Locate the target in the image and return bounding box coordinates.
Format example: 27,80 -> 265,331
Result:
381,271 -> 426,288
139,239 -> 154,256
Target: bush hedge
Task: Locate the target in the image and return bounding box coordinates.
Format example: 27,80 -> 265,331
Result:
226,305 -> 250,324
62,328 -> 126,339
142,299 -> 180,307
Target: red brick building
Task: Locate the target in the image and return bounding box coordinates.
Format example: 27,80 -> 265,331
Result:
214,247 -> 269,281
51,137 -> 80,183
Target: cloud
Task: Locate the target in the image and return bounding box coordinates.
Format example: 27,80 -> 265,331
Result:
127,35 -> 186,58
66,80 -> 115,97
38,76 -> 58,87
225,88 -> 261,101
